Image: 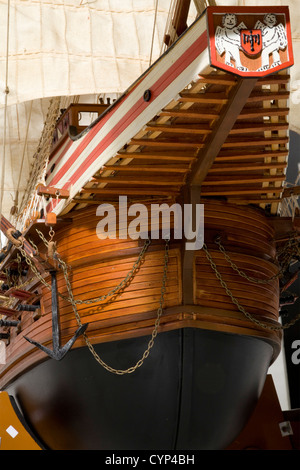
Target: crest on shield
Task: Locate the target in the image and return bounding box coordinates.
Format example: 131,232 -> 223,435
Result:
240,29 -> 262,56
207,6 -> 294,77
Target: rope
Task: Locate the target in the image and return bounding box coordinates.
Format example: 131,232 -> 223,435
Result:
14,101 -> 33,210
0,0 -> 11,248
149,0 -> 159,66
16,97 -> 61,227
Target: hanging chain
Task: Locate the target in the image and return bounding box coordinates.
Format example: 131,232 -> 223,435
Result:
14,231 -> 170,373
203,243 -> 300,331
215,234 -> 300,285
18,236 -> 150,305
214,236 -> 282,284
35,228 -> 151,304
61,238 -> 170,375
57,239 -> 151,305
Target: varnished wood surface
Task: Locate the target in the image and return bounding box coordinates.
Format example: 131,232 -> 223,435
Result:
0,200 -> 282,388
66,71 -> 290,217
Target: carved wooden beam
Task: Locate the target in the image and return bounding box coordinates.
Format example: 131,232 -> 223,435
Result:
37,185 -> 70,199
282,186 -> 300,198
189,78 -> 258,186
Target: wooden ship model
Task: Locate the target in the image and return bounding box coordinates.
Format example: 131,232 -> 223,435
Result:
0,5 -> 299,450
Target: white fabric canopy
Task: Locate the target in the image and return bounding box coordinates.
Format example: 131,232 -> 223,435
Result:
0,0 -> 173,105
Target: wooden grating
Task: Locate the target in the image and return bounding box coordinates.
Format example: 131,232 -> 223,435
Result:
72,70 -> 290,214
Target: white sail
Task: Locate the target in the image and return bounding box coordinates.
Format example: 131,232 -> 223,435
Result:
0,0 -> 175,221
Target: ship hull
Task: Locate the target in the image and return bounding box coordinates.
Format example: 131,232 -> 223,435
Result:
0,200 -> 281,450
5,327 -> 273,450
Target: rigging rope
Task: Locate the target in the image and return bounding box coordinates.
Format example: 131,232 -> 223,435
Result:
13,101 -> 33,212
0,0 -> 11,249
15,97 -> 61,229
149,0 -> 159,66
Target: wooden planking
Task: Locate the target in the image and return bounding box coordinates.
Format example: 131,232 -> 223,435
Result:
200,72 -> 289,208
57,70 -> 287,211
0,199 -> 282,388
202,175 -> 286,185
100,164 -> 189,173
76,71 -> 235,205
214,150 -> 288,162
115,152 -> 197,162
209,162 -> 287,171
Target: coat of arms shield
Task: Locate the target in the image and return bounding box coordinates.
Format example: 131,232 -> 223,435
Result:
207,6 -> 294,77
240,29 -> 262,56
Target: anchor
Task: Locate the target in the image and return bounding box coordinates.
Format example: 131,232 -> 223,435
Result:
24,270 -> 88,360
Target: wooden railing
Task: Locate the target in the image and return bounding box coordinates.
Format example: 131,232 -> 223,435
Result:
50,103 -> 109,157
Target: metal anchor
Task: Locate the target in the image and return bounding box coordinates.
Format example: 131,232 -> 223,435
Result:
24,270 -> 88,360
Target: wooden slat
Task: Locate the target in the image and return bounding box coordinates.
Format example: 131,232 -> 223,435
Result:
75,188 -> 180,198
229,122 -> 289,134
145,124 -> 212,134
101,165 -> 189,173
198,73 -> 237,85
128,139 -> 205,149
257,74 -> 290,84
146,122 -> 288,135
92,177 -> 184,186
222,136 -> 289,147
179,92 -> 228,104
209,162 -> 287,172
160,109 -> 220,119
227,198 -> 282,205
201,187 -> 283,196
237,107 -> 289,119
197,73 -> 289,86
247,91 -> 290,102
116,152 -> 196,162
214,151 -> 288,162
202,175 -> 285,185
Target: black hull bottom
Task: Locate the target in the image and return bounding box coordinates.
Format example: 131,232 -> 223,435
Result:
5,328 -> 273,450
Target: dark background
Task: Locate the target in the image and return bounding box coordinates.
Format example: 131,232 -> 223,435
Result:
282,130 -> 300,409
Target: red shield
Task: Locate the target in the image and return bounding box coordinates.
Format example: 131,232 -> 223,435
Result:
240,29 -> 262,55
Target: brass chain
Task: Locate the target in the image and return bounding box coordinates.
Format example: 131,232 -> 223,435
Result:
59,239 -> 151,305
214,236 -> 282,284
203,243 -> 300,331
30,229 -> 151,305
15,232 -> 170,373
61,238 -> 170,375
